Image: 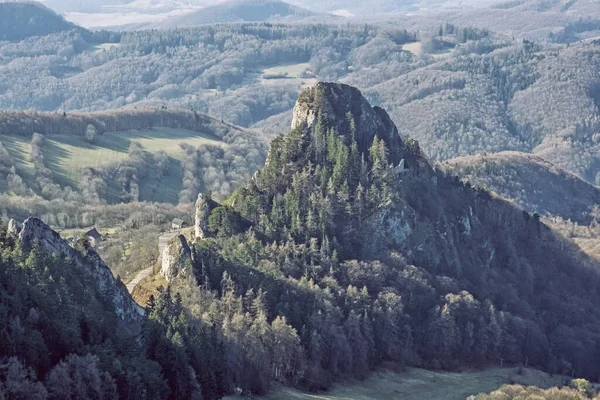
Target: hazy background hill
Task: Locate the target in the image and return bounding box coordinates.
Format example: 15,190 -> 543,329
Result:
366,39 -> 600,185
2,5 -> 600,185
0,1 -> 87,40
441,151 -> 600,225
150,0 -> 328,29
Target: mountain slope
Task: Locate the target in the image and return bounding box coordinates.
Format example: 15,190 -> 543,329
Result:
153,83 -> 600,397
0,216 -> 231,399
441,151 -> 600,224
153,0 -> 320,29
367,40 -> 600,185
0,2 -> 86,41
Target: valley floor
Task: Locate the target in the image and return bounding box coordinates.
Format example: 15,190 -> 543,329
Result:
225,367 -> 568,400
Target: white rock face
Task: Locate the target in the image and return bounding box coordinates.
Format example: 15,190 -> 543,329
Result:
7,219 -> 22,235
17,217 -> 142,323
160,234 -> 192,281
195,193 -> 211,240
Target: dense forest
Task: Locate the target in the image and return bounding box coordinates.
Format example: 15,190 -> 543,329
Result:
158,84 -> 600,396
0,218 -> 232,399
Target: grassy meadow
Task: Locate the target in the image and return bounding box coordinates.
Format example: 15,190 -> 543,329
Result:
0,127 -> 224,204
224,367 -> 568,400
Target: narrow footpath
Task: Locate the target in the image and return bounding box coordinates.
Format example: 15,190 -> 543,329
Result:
126,266 -> 154,294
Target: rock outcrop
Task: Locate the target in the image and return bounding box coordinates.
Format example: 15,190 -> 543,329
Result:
195,193 -> 219,240
291,82 -> 407,165
160,234 -> 192,281
7,219 -> 22,236
16,217 -> 142,322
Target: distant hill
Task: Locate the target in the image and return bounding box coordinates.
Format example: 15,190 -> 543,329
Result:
441,151 -> 600,224
388,0 -> 600,40
0,107 -> 266,204
0,1 -> 87,41
152,0 -> 323,29
367,39 -> 600,186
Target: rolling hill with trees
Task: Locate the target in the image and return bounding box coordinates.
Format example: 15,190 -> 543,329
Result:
0,107 -> 266,206
441,151 -> 600,225
0,1 -> 87,41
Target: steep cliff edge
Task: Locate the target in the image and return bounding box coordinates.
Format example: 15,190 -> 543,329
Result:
160,234 -> 193,281
11,217 -> 142,322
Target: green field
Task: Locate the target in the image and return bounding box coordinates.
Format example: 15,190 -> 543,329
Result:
0,127 -> 224,204
224,367 -> 567,400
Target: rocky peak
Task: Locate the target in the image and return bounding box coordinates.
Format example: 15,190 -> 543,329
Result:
7,219 -> 22,236
291,82 -> 406,165
195,193 -> 219,240
16,217 -> 142,323
160,234 -> 192,281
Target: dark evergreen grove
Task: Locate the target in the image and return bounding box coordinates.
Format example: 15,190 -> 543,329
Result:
3,83 -> 600,399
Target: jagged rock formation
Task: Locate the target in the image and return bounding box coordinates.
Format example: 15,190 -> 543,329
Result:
195,193 -> 219,240
291,82 -> 408,166
160,234 -> 192,281
7,219 -> 21,236
16,217 -> 142,322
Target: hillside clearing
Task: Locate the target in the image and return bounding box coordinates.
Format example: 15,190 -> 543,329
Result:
402,41 -> 423,55
259,62 -> 316,87
92,43 -> 121,53
0,127 -> 224,203
224,367 -> 568,400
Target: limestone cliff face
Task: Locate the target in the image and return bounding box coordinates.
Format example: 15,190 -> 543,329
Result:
160,234 -> 192,281
16,217 -> 142,322
291,82 -> 406,165
7,219 -> 22,236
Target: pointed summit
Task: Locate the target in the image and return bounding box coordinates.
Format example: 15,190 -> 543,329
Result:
291,82 -> 407,165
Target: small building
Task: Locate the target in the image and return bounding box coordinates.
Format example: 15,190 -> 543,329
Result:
171,218 -> 187,230
85,228 -> 104,247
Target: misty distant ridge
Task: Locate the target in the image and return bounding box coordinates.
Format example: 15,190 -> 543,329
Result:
26,0 -> 600,30
149,0 -> 335,30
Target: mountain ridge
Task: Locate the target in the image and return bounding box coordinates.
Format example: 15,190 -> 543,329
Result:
8,216 -> 142,323
150,0 -> 326,29
0,1 -> 87,41
441,151 -> 600,224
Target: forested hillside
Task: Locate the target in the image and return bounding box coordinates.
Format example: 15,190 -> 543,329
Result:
4,2 -> 600,397
367,38 -> 600,184
148,83 -> 600,397
0,217 -> 233,399
441,151 -> 600,225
